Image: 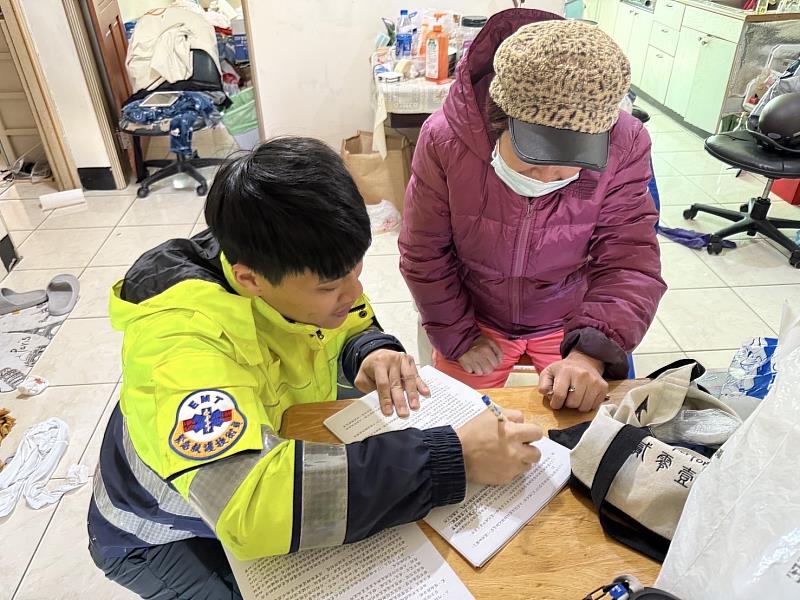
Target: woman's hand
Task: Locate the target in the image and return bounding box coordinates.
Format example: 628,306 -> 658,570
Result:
356,350 -> 430,417
457,335 -> 504,376
538,351 -> 608,412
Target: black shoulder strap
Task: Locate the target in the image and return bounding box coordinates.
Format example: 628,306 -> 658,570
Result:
590,424 -> 670,562
646,358 -> 705,381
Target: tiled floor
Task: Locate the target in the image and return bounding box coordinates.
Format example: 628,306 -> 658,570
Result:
2,105 -> 800,597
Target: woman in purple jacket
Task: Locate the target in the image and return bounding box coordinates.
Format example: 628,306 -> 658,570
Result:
399,12 -> 666,411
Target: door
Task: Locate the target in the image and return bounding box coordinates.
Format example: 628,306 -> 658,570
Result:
83,0 -> 137,172
684,34 -> 737,133
628,8 -> 653,87
596,0 -> 620,37
612,3 -> 635,53
664,27 -> 702,116
86,0 -> 131,113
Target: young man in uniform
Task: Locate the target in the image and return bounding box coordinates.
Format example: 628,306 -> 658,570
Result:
87,137 -> 543,599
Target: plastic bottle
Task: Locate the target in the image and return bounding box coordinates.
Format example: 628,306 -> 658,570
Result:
395,9 -> 413,58
425,24 -> 449,83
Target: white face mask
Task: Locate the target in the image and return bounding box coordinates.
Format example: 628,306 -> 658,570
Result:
491,145 -> 580,197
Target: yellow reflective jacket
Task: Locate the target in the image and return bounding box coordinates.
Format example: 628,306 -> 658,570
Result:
89,231 -> 465,562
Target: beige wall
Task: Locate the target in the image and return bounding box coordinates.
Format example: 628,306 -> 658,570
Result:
120,0 -> 242,22
19,0 -> 111,169
245,1 -> 565,148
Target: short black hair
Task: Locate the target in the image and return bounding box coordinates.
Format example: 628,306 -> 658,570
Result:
205,137 -> 371,285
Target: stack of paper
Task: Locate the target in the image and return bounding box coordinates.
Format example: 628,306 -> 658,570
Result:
324,366 -> 571,567
226,523 -> 473,600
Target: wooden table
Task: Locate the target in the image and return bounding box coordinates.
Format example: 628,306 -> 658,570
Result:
280,381 -> 659,600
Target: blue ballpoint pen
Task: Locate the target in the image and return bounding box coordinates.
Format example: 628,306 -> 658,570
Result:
481,394 -> 506,422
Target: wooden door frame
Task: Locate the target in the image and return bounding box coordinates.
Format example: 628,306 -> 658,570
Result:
63,0 -> 128,188
239,0 -> 266,142
0,0 -> 79,190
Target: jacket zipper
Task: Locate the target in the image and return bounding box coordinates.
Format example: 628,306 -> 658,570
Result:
510,198 -> 535,325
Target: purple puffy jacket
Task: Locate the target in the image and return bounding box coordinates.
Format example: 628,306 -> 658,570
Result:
398,9 -> 666,378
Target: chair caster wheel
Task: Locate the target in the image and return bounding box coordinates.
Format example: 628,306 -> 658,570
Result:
137,187 -> 150,198
707,239 -> 723,255
740,203 -> 749,213
791,252 -> 800,269
683,208 -> 697,220
196,184 -> 208,196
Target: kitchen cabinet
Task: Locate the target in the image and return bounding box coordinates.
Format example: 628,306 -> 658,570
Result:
640,46 -> 674,103
595,0 -> 620,36
612,4 -> 653,87
664,26 -> 703,115
583,0 -> 600,22
683,33 -> 738,132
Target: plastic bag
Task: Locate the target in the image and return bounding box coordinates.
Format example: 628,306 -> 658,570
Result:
656,310 -> 800,599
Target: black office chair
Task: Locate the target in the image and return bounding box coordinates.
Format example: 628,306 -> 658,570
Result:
682,129 -> 800,267
122,50 -> 230,198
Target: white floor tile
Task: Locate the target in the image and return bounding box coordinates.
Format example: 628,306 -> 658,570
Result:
685,173 -> 768,204
16,228 -> 112,270
635,318 -> 681,354
39,196 -> 134,230
81,383 -> 120,474
367,230 -> 400,256
658,151 -> 732,176
13,481 -> 140,600
644,113 -> 686,133
658,243 -> 726,289
362,254 -> 411,303
657,288 -> 773,351
9,230 -> 32,247
372,301 -> 420,359
697,240 -> 800,287
119,193 -> 205,227
659,203 -> 750,240
733,284 -> 800,332
651,154 -> 679,177
34,318 -> 122,385
685,349 -> 737,370
73,266 -> 129,319
633,352 -> 687,377
0,180 -> 59,201
190,222 -> 207,237
90,225 -> 192,267
650,130 -> 705,153
0,384 -> 115,478
634,98 -> 662,115
0,199 -> 49,230
655,176 -> 718,207
0,501 -> 57,596
0,268 -> 82,292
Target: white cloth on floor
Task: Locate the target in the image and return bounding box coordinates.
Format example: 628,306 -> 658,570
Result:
0,417 -> 88,517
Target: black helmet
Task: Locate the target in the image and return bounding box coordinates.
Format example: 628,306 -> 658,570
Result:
754,92 -> 800,153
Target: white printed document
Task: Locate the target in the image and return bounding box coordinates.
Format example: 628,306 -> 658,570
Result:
324,366 -> 571,567
226,523 -> 473,600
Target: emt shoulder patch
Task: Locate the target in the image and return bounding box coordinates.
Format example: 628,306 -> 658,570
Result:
168,389 -> 247,460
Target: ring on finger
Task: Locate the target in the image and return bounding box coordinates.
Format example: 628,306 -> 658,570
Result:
568,386 -> 576,393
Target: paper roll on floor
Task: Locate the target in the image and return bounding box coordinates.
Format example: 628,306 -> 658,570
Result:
39,188 -> 87,211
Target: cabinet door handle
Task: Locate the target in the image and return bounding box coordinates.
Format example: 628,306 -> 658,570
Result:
666,2 -> 674,6
700,39 -> 709,45
656,53 -> 664,58
661,28 -> 669,33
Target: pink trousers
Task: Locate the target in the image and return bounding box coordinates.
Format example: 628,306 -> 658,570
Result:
433,324 -> 564,388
